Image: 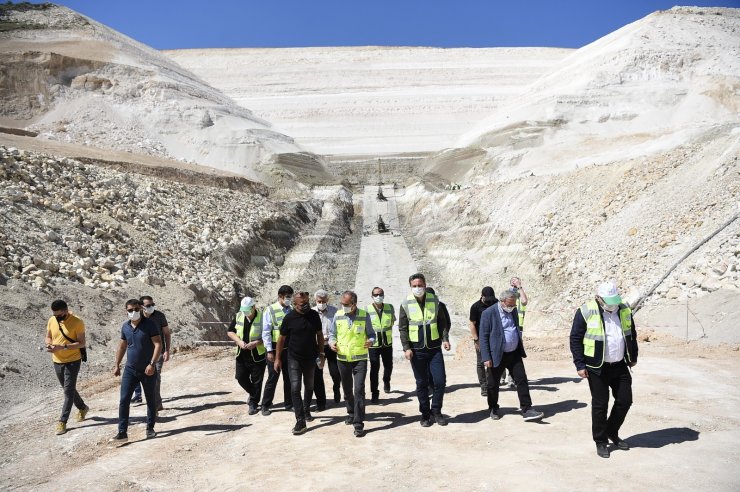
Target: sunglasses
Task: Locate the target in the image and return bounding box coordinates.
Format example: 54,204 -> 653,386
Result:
126,307 -> 141,313
143,303 -> 155,308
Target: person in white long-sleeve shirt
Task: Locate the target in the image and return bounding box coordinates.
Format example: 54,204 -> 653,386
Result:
308,289 -> 340,410
259,285 -> 293,416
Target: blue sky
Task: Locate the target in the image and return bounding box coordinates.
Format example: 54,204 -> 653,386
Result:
44,0 -> 740,49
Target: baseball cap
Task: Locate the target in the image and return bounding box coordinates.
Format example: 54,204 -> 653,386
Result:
597,281 -> 622,305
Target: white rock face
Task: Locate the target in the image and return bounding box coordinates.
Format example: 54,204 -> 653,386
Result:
0,4 -> 321,182
165,46 -> 572,156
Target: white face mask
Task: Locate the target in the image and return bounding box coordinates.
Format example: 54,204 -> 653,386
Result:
411,287 -> 425,297
282,298 -> 292,308
373,295 -> 384,304
143,306 -> 155,315
501,304 -> 515,313
128,310 -> 141,321
343,305 -> 354,314
316,302 -> 327,311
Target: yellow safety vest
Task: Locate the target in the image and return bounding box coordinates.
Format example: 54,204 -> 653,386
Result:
235,309 -> 266,362
580,299 -> 634,369
335,308 -> 370,362
516,299 -> 526,329
401,293 -> 440,350
268,302 -> 289,349
367,303 -> 394,348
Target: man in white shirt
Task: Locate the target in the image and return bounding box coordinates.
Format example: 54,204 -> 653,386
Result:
570,281 -> 639,458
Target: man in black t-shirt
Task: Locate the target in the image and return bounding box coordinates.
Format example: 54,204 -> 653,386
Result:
132,296 -> 171,410
469,286 -> 497,396
274,291 -> 325,435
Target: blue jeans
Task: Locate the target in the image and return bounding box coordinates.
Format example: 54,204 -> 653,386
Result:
119,365 -> 157,433
409,348 -> 446,417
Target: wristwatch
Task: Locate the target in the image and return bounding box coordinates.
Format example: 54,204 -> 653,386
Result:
63,343 -> 68,349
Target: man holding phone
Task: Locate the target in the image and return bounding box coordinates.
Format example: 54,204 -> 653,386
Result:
45,299 -> 89,435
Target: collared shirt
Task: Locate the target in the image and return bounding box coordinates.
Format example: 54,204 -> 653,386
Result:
120,317 -> 159,372
603,309 -> 626,363
328,309 -> 375,345
313,305 -> 338,345
261,303 -> 291,351
498,305 -> 520,353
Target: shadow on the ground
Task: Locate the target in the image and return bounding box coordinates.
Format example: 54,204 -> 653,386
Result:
363,411 -> 423,434
164,391 -> 231,403
118,423 -> 250,444
530,377 -> 582,385
165,400 -> 244,419
449,409 -> 490,424
371,390 -> 415,407
536,399 -> 587,418
626,427 -> 700,448
444,383 -> 480,394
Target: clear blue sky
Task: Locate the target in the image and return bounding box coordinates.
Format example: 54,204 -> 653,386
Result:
41,0 -> 740,49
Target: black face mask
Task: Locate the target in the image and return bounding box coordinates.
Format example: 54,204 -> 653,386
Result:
55,314 -> 67,322
482,296 -> 495,306
299,302 -> 310,312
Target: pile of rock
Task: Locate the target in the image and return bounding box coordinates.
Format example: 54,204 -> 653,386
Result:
0,146 -> 316,299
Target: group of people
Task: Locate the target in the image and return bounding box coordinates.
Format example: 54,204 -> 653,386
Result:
46,273 -> 638,457
46,296 -> 171,441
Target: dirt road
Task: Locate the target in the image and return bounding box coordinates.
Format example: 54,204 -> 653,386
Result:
1,340 -> 738,491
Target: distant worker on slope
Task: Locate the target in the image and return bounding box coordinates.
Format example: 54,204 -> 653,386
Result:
330,290 -> 375,437
227,296 -> 266,415
367,286 -> 396,403
274,291 -> 324,435
570,281 -> 638,458
45,299 -> 89,436
469,286 -> 497,397
399,273 -> 451,427
260,285 -> 294,416
479,289 -> 544,422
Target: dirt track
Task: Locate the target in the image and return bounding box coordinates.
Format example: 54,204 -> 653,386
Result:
1,340 -> 738,491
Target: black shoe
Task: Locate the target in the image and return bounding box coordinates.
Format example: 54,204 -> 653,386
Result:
284,405 -> 293,411
316,404 -> 326,412
305,412 -> 315,422
490,409 -> 501,421
353,427 -> 365,437
432,412 -> 448,426
596,443 -> 610,458
608,435 -> 630,450
248,405 -> 259,415
292,422 -> 307,435
131,396 -> 142,404
420,416 -> 433,427
383,382 -> 391,393
481,388 -> 488,397
522,408 -> 544,421
371,392 -> 379,404
109,432 -> 128,442
345,415 -> 354,425
261,406 -> 272,416
145,428 -> 156,439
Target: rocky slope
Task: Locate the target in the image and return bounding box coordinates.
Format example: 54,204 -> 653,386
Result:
0,3 -> 327,183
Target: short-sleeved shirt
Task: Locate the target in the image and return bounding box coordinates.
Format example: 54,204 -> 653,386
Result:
469,300 -> 496,334
47,314 -> 85,364
120,317 -> 160,372
146,310 -> 169,351
280,309 -> 322,362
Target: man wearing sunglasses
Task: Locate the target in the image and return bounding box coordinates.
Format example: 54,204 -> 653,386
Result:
111,299 -> 162,442
130,295 -> 171,411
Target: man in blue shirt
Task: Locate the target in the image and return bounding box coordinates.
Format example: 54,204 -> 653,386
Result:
111,299 -> 162,442
479,289 -> 543,422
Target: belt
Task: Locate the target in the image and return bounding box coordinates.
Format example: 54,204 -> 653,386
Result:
602,360 -> 625,366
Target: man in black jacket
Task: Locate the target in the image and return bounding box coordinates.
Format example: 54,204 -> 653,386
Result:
570,281 -> 638,458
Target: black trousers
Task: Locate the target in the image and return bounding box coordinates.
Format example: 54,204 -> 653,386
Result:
324,347 -> 342,402
485,351 -> 533,412
409,348 -> 446,417
287,356 -> 315,423
475,346 -> 487,392
235,356 -> 266,408
53,360 -> 86,423
587,362 -> 633,443
369,345 -> 393,394
338,359 -> 367,429
261,350 -> 291,408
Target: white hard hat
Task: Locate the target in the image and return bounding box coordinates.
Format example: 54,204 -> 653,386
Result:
240,297 -> 255,311
597,281 -> 622,305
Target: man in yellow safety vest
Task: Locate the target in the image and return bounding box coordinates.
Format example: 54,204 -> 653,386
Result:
570,281 -> 638,458
227,297 -> 266,415
367,286 -> 395,403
